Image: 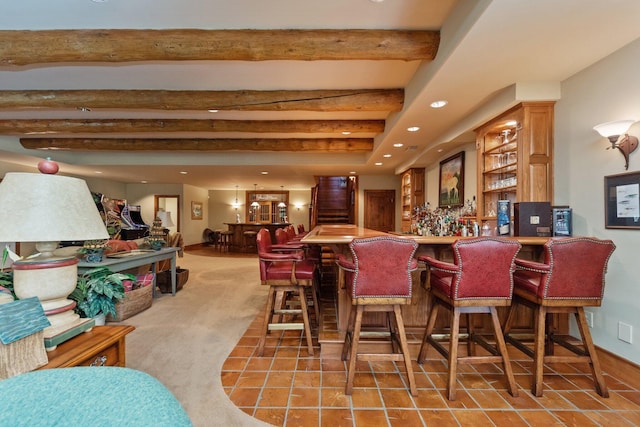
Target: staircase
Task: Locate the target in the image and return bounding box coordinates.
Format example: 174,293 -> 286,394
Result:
310,176 -> 355,228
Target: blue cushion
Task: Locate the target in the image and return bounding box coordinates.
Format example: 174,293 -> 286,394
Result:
0,367 -> 192,426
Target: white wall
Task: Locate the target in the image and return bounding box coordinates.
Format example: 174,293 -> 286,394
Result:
555,38 -> 640,364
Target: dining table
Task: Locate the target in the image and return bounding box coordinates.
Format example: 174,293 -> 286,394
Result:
300,224 -> 552,359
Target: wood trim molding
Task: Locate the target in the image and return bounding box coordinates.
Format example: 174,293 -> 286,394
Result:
596,346 -> 640,390
0,29 -> 439,65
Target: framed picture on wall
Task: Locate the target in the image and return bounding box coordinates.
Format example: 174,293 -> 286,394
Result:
605,171 -> 640,229
438,151 -> 465,208
191,201 -> 203,220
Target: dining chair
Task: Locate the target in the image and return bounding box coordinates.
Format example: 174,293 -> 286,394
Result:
503,237 -> 616,397
418,237 -> 522,400
256,228 -> 317,357
336,235 -> 419,396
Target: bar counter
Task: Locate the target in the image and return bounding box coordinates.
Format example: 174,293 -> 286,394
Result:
225,222 -> 290,252
300,224 -> 553,358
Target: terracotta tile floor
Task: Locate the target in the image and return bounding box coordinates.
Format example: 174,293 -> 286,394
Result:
222,301 -> 640,427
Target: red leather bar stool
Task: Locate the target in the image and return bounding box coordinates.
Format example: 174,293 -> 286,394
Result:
243,230 -> 258,252
418,237 -> 521,401
218,230 -> 233,252
336,236 -> 419,396
256,228 -> 317,357
503,237 -> 616,397
274,227 -> 320,323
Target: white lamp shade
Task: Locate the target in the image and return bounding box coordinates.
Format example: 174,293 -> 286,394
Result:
0,172 -> 109,243
157,210 -> 175,227
593,120 -> 635,138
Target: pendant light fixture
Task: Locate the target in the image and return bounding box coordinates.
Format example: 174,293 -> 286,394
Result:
250,184 -> 260,208
233,185 -> 239,210
278,185 -> 287,208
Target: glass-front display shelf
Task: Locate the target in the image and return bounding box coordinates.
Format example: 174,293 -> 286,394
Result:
481,124 -> 519,219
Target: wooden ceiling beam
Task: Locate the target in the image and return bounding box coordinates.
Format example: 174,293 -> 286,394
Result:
0,89 -> 403,112
20,138 -> 374,153
0,29 -> 439,65
0,119 -> 385,135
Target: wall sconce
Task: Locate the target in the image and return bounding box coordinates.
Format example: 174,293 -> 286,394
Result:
593,120 -> 638,170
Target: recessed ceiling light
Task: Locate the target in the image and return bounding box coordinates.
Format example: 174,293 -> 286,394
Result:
94,171 -> 102,174
430,100 -> 448,108
369,0 -> 384,3
407,126 -> 420,132
261,171 -> 269,175
349,171 -> 357,174
342,131 -> 351,135
141,180 -> 148,184
78,107 -> 91,112
180,171 -> 188,175
437,149 -> 443,153
505,120 -> 517,127
208,109 -> 219,113
375,162 -> 383,166
393,143 -> 404,148
383,154 -> 391,158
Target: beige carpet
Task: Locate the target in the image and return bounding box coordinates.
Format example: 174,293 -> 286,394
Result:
120,251 -> 272,427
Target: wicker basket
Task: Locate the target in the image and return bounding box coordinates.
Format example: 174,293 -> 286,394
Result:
107,284 -> 153,322
0,331 -> 47,379
157,268 -> 189,294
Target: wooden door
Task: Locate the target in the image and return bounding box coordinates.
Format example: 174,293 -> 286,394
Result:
364,190 -> 395,232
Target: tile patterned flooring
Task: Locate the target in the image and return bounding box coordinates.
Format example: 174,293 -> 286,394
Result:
221,300 -> 640,427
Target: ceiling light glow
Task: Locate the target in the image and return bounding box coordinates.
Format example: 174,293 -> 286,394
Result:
407,126 -> 420,132
393,143 -> 404,148
430,100 -> 448,108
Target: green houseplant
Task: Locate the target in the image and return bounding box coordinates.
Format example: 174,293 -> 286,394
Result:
0,247 -> 15,300
70,267 -> 132,321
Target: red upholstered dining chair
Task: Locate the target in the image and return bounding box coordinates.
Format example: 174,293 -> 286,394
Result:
255,228 -> 318,357
274,227 -> 320,322
418,237 -> 522,401
336,236 -> 419,396
503,237 -> 616,397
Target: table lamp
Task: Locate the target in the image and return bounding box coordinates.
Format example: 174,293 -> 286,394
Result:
0,159 -> 109,349
156,210 -> 175,242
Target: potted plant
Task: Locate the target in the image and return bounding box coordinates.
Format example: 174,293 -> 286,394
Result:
70,267 -> 132,325
77,239 -> 111,263
0,247 -> 15,302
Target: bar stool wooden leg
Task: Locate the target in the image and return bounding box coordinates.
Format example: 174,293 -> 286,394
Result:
257,286 -> 277,357
575,307 -> 608,397
489,306 -> 518,397
393,304 -> 417,396
345,305 -> 364,395
447,307 -> 461,401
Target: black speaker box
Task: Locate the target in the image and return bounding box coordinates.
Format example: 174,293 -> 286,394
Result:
514,202 -> 552,236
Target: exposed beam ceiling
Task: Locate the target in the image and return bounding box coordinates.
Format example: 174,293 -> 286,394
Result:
0,29 -> 439,64
0,89 -> 404,112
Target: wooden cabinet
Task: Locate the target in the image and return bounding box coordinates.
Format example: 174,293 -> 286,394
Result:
400,168 -> 425,233
475,102 -> 554,229
38,325 -> 134,369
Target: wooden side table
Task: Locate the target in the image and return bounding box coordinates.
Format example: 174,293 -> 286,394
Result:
38,325 -> 135,369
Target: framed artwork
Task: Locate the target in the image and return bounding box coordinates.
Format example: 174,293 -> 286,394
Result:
605,171 -> 640,229
191,201 -> 203,220
438,151 -> 465,208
